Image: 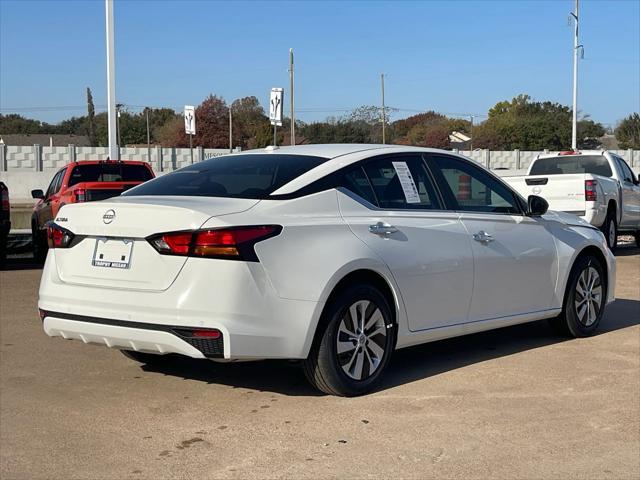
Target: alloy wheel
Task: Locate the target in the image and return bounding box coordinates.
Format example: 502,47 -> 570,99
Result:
574,266 -> 603,327
608,221 -> 616,248
336,300 -> 387,381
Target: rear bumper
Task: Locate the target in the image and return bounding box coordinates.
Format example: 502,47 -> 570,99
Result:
42,312 -> 223,358
38,253 -> 323,360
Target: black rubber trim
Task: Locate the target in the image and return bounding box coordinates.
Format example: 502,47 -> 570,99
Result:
41,310 -> 224,358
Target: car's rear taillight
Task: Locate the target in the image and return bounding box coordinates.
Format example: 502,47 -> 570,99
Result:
73,188 -> 86,202
46,223 -> 75,249
585,179 -> 597,202
147,225 -> 282,262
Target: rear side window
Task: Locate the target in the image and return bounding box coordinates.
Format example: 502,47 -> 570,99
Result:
529,155 -> 612,177
340,167 -> 377,205
361,155 -> 441,210
68,163 -> 153,186
124,154 -> 328,199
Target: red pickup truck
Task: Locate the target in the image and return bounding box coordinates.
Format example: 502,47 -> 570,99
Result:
31,160 -> 155,261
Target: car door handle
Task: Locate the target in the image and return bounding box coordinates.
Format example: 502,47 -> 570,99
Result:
473,231 -> 494,244
369,222 -> 398,236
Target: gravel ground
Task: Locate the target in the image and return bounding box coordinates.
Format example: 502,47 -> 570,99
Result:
1,247 -> 638,479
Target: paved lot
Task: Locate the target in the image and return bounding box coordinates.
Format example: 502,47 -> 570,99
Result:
1,248 -> 639,479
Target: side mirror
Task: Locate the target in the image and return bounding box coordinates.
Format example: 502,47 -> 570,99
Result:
31,189 -> 45,199
527,195 -> 549,216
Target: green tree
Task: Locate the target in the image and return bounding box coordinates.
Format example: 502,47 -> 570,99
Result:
0,114 -> 47,134
615,113 -> 640,149
474,95 -> 584,150
86,87 -> 96,146
231,96 -> 271,149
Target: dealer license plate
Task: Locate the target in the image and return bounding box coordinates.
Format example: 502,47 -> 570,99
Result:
92,238 -> 134,269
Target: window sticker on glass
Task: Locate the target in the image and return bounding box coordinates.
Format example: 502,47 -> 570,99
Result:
391,161 -> 421,203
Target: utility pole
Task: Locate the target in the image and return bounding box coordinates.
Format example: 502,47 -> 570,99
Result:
105,0 -> 118,160
381,73 -> 386,144
229,106 -> 233,153
145,107 -> 151,162
289,48 -> 295,146
570,0 -> 582,151
469,115 -> 474,151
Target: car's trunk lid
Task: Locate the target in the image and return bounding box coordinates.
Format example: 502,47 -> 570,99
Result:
52,196 -> 259,291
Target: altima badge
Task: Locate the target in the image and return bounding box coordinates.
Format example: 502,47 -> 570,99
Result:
102,209 -> 116,224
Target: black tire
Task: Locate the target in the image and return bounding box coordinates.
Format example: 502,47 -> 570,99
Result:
121,350 -> 170,364
601,212 -> 617,252
548,254 -> 607,338
635,231 -> 640,249
32,225 -> 47,264
303,284 -> 395,396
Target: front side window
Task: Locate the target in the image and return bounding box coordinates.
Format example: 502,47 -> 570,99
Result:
124,154 -> 328,199
529,155 -> 613,177
46,170 -> 64,198
430,155 -> 521,214
360,155 -> 441,210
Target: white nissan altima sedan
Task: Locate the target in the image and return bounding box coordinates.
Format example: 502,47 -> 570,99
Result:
39,144 -> 616,396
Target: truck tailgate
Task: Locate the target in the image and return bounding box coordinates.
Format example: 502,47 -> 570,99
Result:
503,173 -> 589,213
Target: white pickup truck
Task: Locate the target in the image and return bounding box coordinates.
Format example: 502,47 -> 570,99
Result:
502,150 -> 640,250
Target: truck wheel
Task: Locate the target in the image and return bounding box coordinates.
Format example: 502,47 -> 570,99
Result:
32,227 -> 47,264
635,231 -> 640,249
601,213 -> 617,252
0,231 -> 7,269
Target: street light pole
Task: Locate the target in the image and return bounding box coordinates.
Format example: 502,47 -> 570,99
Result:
571,0 -> 580,151
381,73 -> 386,144
289,48 -> 295,146
229,106 -> 233,153
105,0 -> 118,160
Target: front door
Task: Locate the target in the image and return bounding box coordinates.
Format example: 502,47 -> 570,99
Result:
337,154 -> 474,332
428,154 -> 558,321
38,169 -> 65,228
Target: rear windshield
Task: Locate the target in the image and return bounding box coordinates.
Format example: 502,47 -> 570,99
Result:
123,154 -> 328,199
529,155 -> 612,177
68,163 -> 153,186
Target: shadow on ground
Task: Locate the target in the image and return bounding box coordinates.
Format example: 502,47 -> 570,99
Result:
141,296 -> 639,397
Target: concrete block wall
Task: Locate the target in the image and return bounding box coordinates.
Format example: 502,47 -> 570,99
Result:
6,146 -> 36,169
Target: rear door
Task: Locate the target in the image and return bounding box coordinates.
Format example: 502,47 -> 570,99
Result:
428,154 -> 558,321
337,153 -> 474,331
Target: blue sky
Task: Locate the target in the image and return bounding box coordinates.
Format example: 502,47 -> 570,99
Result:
1,0 -> 638,127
